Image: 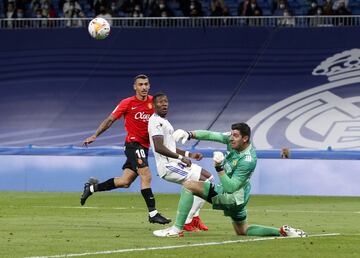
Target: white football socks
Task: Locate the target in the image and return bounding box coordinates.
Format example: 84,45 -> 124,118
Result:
185,196 -> 205,224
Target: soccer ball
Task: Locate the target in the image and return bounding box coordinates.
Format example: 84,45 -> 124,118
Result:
88,17 -> 110,40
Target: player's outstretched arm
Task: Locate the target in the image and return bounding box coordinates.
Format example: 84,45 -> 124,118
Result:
173,129 -> 229,145
192,130 -> 229,144
83,115 -> 115,147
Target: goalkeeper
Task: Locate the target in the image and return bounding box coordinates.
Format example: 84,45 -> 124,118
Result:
153,122 -> 306,237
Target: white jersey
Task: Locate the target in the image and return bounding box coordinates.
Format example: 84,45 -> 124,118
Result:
148,113 -> 178,177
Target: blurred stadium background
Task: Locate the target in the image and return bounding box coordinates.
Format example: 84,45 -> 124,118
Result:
0,15 -> 359,194
1,4 -> 360,258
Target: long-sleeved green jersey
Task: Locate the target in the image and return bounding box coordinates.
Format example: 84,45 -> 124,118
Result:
194,130 -> 257,208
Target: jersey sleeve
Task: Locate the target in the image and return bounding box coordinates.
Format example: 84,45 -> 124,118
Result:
220,157 -> 255,193
219,164 -> 251,193
193,130 -> 230,144
111,99 -> 128,120
148,117 -> 163,137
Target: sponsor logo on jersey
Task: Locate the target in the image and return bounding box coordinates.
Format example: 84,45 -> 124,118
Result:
248,49 -> 360,150
135,112 -> 151,122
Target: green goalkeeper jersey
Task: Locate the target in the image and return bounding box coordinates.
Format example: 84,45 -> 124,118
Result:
194,130 -> 257,202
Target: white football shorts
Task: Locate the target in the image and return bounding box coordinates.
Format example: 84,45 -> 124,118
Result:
162,162 -> 202,184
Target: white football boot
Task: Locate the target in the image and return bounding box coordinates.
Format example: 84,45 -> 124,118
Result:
280,225 -> 307,237
153,226 -> 184,237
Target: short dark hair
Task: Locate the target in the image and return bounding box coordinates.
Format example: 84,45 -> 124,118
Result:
134,74 -> 149,83
231,122 -> 251,142
152,92 -> 167,104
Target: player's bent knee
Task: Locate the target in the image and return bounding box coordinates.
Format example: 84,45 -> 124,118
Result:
233,222 -> 248,236
182,180 -> 191,189
137,166 -> 150,172
183,180 -> 197,191
238,229 -> 247,236
236,231 -> 246,236
138,167 -> 151,176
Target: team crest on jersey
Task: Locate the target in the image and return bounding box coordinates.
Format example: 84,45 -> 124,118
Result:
156,123 -> 162,130
248,49 -> 360,150
148,103 -> 153,109
224,163 -> 231,172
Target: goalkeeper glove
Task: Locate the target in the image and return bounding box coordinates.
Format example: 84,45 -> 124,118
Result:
213,151 -> 225,172
173,129 -> 192,144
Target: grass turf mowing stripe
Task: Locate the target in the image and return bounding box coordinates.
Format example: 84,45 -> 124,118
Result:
33,206 -> 360,214
25,233 -> 340,258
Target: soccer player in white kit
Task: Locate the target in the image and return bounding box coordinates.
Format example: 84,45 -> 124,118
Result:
148,92 -> 213,232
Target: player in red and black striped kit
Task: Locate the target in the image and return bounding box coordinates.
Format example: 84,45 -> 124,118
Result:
81,74 -> 171,225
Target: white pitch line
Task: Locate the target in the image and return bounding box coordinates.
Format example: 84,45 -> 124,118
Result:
24,233 -> 340,258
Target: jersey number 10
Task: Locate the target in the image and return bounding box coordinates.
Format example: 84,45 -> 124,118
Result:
135,149 -> 146,158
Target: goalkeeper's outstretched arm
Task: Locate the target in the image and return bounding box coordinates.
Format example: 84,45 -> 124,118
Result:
192,130 -> 229,144
173,129 -> 229,145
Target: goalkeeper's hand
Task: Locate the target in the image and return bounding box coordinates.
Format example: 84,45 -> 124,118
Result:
213,151 -> 225,165
173,129 -> 191,144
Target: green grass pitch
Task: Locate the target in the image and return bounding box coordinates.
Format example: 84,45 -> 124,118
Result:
0,192 -> 359,258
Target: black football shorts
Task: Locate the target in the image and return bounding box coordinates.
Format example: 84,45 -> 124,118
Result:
122,142 -> 149,173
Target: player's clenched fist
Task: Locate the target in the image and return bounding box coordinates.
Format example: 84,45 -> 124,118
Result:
213,151 -> 225,172
213,151 -> 224,164
190,152 -> 203,161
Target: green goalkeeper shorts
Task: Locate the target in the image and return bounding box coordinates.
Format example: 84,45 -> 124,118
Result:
203,181 -> 251,222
